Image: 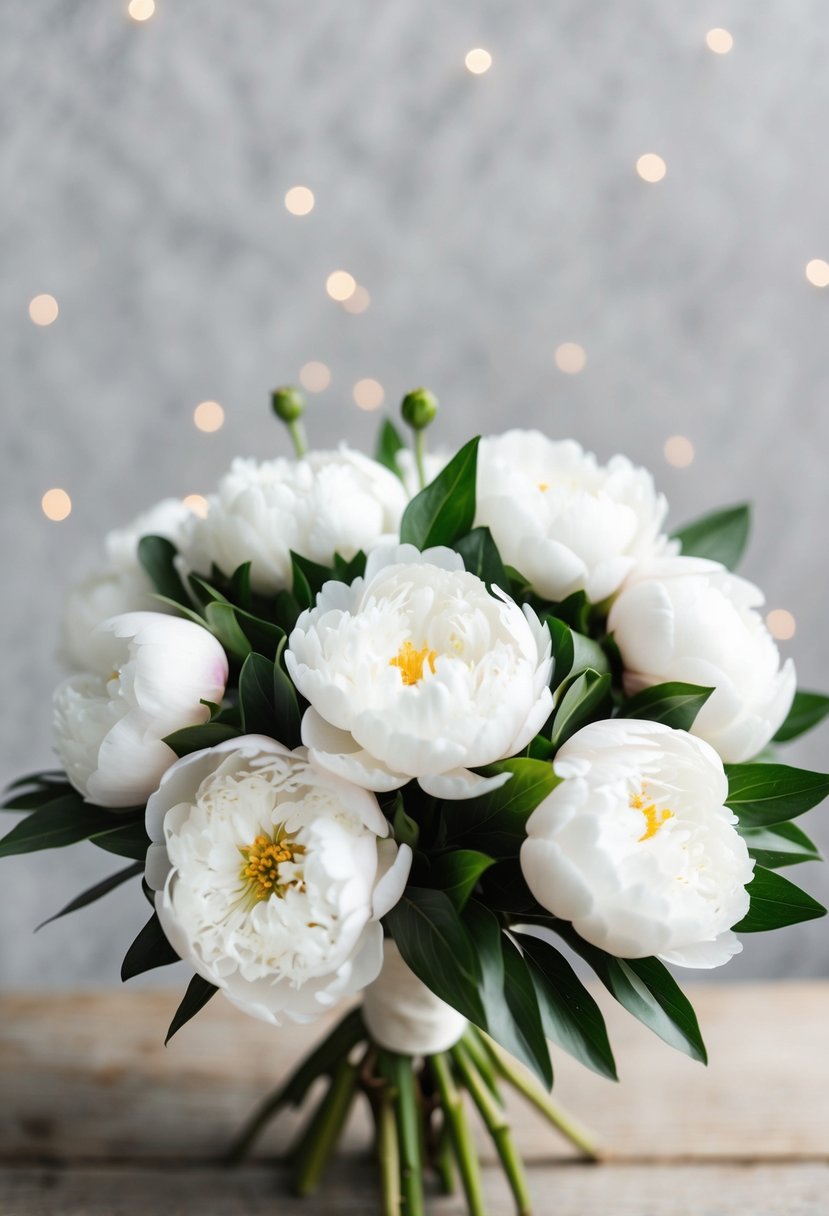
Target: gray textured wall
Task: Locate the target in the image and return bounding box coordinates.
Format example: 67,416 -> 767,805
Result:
1,0 -> 828,988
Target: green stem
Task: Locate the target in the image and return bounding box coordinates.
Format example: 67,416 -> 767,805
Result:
288,418 -> 308,458
225,1007 -> 365,1163
414,430 -> 427,489
482,1036 -> 600,1161
435,1117 -> 456,1194
292,1057 -> 360,1196
451,1041 -> 532,1216
376,1076 -> 402,1216
461,1029 -> 504,1103
378,1052 -> 425,1216
430,1052 -> 486,1216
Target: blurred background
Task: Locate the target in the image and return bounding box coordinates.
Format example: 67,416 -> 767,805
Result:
1,0 -> 827,987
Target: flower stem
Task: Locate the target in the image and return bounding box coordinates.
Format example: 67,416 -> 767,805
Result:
451,1041 -> 532,1216
435,1117 -> 456,1194
414,430 -> 427,489
375,1074 -> 402,1216
378,1051 -> 425,1216
224,1007 -> 366,1163
288,418 -> 308,458
292,1057 -> 360,1196
461,1029 -> 503,1102
430,1052 -> 486,1216
481,1036 -> 600,1161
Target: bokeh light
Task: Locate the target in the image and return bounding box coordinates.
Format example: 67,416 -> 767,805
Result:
664,435 -> 695,467
28,294 -> 59,326
183,494 -> 209,518
636,153 -> 667,183
284,186 -> 315,216
554,342 -> 587,374
41,488 -> 72,521
465,48 -> 492,74
193,400 -> 225,433
299,361 -> 331,392
326,271 -> 357,302
766,609 -> 796,640
128,0 -> 155,21
805,259 -> 829,288
705,28 -> 733,54
353,379 -> 385,410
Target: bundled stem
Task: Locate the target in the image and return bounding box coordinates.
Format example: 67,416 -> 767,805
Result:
430,1052 -> 487,1216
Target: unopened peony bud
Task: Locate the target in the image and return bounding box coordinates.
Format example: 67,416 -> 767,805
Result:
401,387 -> 438,431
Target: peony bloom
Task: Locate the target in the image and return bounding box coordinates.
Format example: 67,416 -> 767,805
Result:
520,718 -> 754,967
608,556 -> 796,763
53,612 -> 228,807
60,498 -> 194,673
144,736 -> 412,1025
474,431 -> 671,604
285,544 -> 553,799
182,448 -> 408,595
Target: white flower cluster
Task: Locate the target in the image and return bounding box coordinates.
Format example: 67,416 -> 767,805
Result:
48,425 -> 797,1030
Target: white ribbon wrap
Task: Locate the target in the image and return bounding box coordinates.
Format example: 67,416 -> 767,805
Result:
362,940 -> 467,1055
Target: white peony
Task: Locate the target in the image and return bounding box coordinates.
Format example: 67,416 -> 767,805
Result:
520,718 -> 754,967
474,431 -> 672,604
144,735 -> 412,1025
608,556 -> 796,763
183,448 -> 408,596
285,544 -> 553,800
362,940 -> 467,1054
53,612 -> 228,807
60,498 -> 194,673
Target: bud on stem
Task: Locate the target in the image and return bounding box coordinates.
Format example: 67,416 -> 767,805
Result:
271,386 -> 308,457
400,388 -> 439,490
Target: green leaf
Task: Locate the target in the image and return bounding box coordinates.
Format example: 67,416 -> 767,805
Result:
444,758 -> 560,855
545,618 -> 609,692
3,777 -> 76,812
374,418 -> 407,479
774,691 -> 829,744
137,535 -> 191,605
725,763 -> 829,827
617,682 -> 714,731
291,552 -> 336,603
431,850 -> 495,912
332,550 -> 367,584
0,796 -> 121,858
672,503 -> 751,570
233,609 -> 285,661
229,562 -> 253,611
550,669 -> 612,748
500,935 -> 553,1089
121,912 -> 180,981
163,721 -> 242,758
383,887 -> 485,1025
37,862 -> 143,931
165,974 -> 218,1045
399,437 -> 480,550
462,901 -> 552,1087
239,652 -> 277,736
273,638 -> 302,748
205,601 -> 252,661
741,821 -> 822,869
90,819 -> 151,861
392,798 -> 420,848
732,865 -> 826,932
515,930 -> 618,1080
549,591 -> 590,634
454,527 -> 508,590
554,923 -> 707,1063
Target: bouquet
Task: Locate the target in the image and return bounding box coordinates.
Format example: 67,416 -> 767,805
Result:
4,385 -> 827,1216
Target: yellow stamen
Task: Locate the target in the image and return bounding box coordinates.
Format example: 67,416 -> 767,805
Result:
630,789 -> 674,842
390,640 -> 437,686
239,831 -> 305,902
537,481 -> 550,492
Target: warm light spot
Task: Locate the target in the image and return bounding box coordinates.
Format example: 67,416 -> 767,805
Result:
465,48 -> 492,74
28,294 -> 59,326
284,186 -> 315,216
664,435 -> 695,468
342,285 -> 371,314
41,488 -> 72,521
766,609 -> 796,640
636,153 -> 667,183
128,0 -> 155,20
326,271 -> 357,302
193,400 -> 225,433
631,790 -> 674,842
183,494 -> 209,518
353,378 -> 385,411
705,28 -> 733,54
299,361 -> 331,393
554,342 -> 587,374
805,259 -> 829,288
537,482 -> 550,492
390,641 -> 438,686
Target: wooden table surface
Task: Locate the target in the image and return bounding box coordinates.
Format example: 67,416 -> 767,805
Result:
1,982 -> 827,1214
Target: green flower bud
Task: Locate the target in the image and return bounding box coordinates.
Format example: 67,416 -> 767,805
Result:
271,386 -> 306,423
401,387 -> 438,431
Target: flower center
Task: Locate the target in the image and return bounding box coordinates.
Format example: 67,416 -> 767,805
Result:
537,481 -> 550,492
630,788 -> 674,842
390,640 -> 438,686
239,831 -> 305,902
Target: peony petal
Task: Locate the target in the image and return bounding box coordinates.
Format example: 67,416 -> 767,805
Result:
418,766 -> 512,800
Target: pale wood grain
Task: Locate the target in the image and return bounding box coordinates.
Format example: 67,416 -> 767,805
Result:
2,1164 -> 828,1216
1,983 -> 827,1168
